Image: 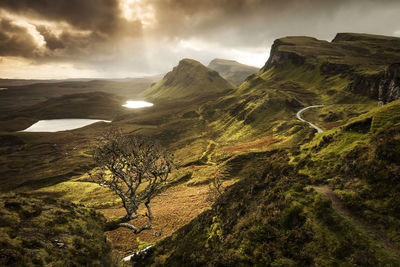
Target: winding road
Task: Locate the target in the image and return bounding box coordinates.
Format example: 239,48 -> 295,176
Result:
296,105 -> 324,133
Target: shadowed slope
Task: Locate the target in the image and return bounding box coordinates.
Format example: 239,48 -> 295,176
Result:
208,58 -> 259,85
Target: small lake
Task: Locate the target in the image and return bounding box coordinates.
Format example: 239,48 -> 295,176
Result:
21,119 -> 111,132
122,100 -> 153,109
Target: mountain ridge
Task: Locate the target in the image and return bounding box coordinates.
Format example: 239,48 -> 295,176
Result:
144,58 -> 235,99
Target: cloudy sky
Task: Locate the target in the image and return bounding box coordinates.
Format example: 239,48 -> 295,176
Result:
0,0 -> 399,79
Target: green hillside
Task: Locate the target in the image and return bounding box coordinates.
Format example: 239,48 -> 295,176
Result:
132,33 -> 400,265
144,58 -> 235,99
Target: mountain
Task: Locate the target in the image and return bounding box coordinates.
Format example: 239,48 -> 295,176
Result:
261,33 -> 400,103
208,58 -> 259,85
144,58 -> 235,99
198,33 -> 400,144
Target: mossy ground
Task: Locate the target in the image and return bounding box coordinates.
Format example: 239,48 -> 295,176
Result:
293,100 -> 400,249
137,152 -> 400,266
0,194 -> 114,266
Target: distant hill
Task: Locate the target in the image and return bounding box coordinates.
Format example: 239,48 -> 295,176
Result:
144,58 -> 235,99
13,91 -> 124,121
208,58 -> 259,85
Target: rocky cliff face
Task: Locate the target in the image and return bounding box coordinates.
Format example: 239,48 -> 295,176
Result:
379,63 -> 400,102
261,39 -> 307,72
260,33 -> 400,103
347,64 -> 400,103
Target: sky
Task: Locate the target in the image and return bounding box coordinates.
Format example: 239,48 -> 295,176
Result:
0,0 -> 399,79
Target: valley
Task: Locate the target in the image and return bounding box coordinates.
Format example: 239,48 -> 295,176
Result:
1,33 -> 400,266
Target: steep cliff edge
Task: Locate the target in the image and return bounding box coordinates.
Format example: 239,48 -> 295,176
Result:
260,33 -> 400,103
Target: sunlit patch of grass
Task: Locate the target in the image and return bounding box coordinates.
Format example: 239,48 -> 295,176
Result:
31,177 -> 120,208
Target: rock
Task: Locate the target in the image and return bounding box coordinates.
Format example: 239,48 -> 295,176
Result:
346,63 -> 400,103
261,40 -> 306,72
320,62 -> 353,75
124,245 -> 154,265
379,63 -> 400,102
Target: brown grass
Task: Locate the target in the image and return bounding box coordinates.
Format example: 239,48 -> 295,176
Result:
219,137 -> 282,152
98,182 -> 217,257
322,121 -> 345,130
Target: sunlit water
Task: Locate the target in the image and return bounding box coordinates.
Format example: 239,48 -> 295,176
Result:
21,119 -> 111,132
122,100 -> 153,108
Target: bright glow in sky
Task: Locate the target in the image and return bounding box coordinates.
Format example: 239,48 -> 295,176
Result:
120,0 -> 156,27
0,58 -> 101,79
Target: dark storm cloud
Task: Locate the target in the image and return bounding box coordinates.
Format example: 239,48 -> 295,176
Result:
0,18 -> 39,57
0,0 -> 399,77
148,0 -> 358,46
0,0 -> 122,33
0,0 -> 143,63
34,25 -> 109,60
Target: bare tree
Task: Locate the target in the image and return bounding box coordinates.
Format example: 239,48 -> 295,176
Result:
90,128 -> 172,234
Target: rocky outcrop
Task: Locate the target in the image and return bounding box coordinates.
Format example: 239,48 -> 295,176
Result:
320,62 -> 353,76
346,73 -> 381,100
379,63 -> 400,102
261,40 -> 307,72
346,63 -> 400,103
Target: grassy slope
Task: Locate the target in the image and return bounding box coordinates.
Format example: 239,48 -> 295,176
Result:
133,89 -> 400,267
132,34 -> 400,265
0,193 -> 113,266
293,100 -> 400,246
138,152 -> 399,266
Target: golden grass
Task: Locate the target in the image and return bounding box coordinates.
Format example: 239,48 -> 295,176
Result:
99,182 -> 235,257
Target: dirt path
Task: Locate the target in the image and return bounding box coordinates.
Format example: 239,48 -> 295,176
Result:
296,105 -> 324,133
313,186 -> 400,256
